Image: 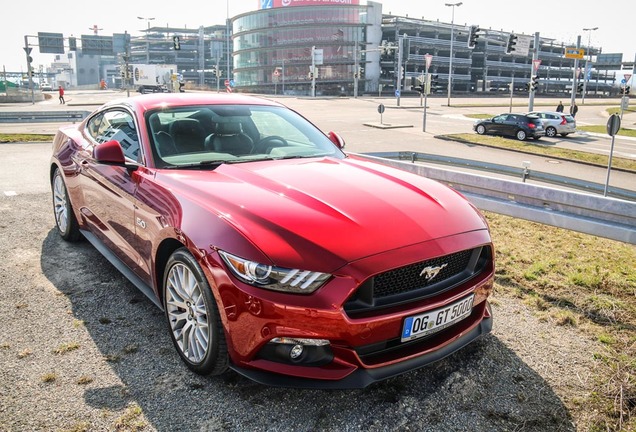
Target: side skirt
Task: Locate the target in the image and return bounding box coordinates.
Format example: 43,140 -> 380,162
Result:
80,229 -> 163,310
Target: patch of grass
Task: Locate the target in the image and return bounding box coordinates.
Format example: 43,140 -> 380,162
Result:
72,319 -> 85,329
1,342 -> 10,349
59,422 -> 91,432
443,133 -> 636,172
122,344 -> 139,355
0,134 -> 54,143
578,125 -> 636,138
77,376 -> 94,385
105,354 -> 121,363
17,348 -> 32,359
41,372 -> 58,383
607,107 -> 636,116
113,403 -> 147,431
53,342 -> 80,354
486,211 -> 636,429
464,113 -> 495,119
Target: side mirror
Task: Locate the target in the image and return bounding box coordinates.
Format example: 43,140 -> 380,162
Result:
93,140 -> 126,165
328,131 -> 345,149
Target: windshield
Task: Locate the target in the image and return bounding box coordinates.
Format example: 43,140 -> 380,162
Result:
146,104 -> 345,168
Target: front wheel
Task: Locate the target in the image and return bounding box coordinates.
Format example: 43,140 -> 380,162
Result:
516,130 -> 527,141
52,168 -> 81,242
476,124 -> 486,135
163,248 -> 228,376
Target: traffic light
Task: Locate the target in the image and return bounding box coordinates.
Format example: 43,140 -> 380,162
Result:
173,35 -> 181,50
505,33 -> 518,54
467,25 -> 481,49
69,36 -> 77,51
623,85 -> 631,95
531,75 -> 539,91
26,55 -> 34,78
525,81 -> 531,91
308,71 -> 314,79
577,82 -> 584,93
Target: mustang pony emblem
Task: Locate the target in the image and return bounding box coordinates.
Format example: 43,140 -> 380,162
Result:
419,263 -> 448,282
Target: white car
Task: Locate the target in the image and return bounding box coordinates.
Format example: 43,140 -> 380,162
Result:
40,83 -> 53,91
526,111 -> 577,138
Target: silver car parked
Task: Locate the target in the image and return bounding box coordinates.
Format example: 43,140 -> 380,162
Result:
526,111 -> 577,138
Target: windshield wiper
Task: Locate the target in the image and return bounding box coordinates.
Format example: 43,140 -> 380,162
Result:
165,160 -> 226,169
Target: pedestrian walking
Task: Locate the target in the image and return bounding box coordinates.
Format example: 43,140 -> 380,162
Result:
556,101 -> 564,112
570,102 -> 578,117
58,86 -> 65,104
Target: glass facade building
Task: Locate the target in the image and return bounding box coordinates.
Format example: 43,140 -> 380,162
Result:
231,2 -> 382,95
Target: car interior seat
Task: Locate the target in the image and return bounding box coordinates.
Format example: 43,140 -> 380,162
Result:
169,118 -> 206,153
205,122 -> 254,155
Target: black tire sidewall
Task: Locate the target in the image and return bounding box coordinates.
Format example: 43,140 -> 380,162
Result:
163,248 -> 228,375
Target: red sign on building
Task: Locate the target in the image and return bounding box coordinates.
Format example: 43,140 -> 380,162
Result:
261,0 -> 360,9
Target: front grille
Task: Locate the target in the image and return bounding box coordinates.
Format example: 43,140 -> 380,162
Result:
374,249 -> 472,298
344,246 -> 491,316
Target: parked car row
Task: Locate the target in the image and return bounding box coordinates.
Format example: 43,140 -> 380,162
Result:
472,111 -> 577,141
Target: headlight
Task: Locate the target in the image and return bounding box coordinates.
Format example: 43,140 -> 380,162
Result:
218,251 -> 330,294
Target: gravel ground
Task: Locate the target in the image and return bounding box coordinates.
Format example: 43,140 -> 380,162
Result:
0,193 -> 600,431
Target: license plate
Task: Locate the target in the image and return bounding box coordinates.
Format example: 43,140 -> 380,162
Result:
401,294 -> 475,342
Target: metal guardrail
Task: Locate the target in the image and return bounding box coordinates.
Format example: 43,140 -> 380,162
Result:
356,152 -> 636,245
0,111 -> 89,123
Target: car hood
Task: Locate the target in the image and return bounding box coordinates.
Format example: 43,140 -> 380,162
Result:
157,156 -> 488,272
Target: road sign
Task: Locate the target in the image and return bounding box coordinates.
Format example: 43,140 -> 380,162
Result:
606,114 -> 621,136
313,48 -> 324,65
377,104 -> 385,114
424,54 -> 433,69
512,35 -> 532,57
564,47 -> 585,59
273,70 -> 280,76
395,90 -> 400,97
224,79 -> 230,86
532,59 -> 542,73
621,79 -> 627,84
229,79 -> 235,88
625,73 -> 633,82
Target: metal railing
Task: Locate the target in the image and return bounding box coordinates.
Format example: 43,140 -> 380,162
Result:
356,152 -> 636,245
0,111 -> 89,123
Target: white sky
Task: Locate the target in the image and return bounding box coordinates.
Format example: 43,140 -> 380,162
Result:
2,0 -> 633,73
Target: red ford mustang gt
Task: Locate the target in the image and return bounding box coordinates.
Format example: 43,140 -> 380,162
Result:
50,93 -> 494,388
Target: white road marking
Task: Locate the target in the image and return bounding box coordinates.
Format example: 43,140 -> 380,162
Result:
4,191 -> 17,196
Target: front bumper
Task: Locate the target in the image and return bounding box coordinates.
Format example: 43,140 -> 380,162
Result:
230,302 -> 493,389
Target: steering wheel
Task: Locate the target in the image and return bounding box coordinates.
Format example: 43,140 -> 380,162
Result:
254,135 -> 288,153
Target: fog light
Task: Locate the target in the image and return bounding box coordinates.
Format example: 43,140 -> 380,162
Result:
290,344 -> 304,359
259,337 -> 333,366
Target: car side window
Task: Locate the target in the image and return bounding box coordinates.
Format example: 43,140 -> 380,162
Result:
87,109 -> 142,163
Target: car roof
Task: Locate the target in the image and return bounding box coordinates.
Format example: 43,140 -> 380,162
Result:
102,93 -> 285,113
528,110 -> 569,115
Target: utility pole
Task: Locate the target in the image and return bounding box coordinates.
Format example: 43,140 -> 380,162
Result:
528,32 -> 540,112
570,35 -> 581,110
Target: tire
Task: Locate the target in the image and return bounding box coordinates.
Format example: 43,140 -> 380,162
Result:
545,126 -> 557,137
476,124 -> 486,135
52,168 -> 81,242
516,130 -> 527,141
560,133 -> 569,137
533,136 -> 541,140
163,248 -> 228,376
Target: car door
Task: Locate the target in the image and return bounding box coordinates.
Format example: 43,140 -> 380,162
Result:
489,114 -> 508,135
78,109 -> 148,278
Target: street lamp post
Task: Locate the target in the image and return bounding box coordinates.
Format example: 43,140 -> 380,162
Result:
137,16 -> 155,63
582,26 -> 598,104
445,2 -> 462,107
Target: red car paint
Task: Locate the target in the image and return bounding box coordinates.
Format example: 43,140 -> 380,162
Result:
51,93 -> 494,388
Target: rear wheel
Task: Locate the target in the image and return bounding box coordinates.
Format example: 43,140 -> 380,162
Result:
560,133 -> 570,137
516,130 -> 527,141
545,126 -> 557,137
52,168 -> 81,242
476,124 -> 486,135
163,248 -> 228,376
